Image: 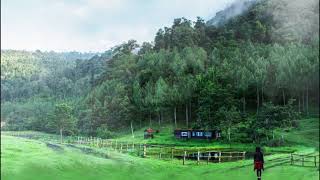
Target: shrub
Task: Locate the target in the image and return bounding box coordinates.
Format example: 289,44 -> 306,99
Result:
96,125 -> 115,139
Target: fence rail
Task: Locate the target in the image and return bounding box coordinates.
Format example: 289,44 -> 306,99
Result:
290,153 -> 320,167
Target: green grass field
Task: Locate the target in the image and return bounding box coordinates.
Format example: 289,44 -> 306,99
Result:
1,118 -> 319,180
276,118 -> 319,149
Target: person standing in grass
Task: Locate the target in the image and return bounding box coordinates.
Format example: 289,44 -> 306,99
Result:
254,147 -> 264,180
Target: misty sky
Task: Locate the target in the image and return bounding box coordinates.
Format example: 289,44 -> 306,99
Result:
1,0 -> 237,52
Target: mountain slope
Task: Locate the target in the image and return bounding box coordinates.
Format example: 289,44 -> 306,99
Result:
206,0 -> 319,42
207,0 -> 257,27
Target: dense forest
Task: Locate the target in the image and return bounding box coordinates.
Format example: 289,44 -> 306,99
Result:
1,0 -> 319,144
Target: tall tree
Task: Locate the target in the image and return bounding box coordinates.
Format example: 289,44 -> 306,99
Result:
50,103 -> 76,144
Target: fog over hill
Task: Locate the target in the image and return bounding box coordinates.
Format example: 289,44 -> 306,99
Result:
267,0 -> 319,41
206,0 -> 257,26
207,0 -> 319,41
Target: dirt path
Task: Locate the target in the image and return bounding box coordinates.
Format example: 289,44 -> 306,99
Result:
46,143 -> 64,153
66,144 -> 109,159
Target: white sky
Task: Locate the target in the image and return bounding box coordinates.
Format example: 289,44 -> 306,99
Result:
1,0 -> 237,52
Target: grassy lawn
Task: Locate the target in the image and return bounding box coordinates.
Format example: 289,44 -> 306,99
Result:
275,118 -> 319,149
1,135 -> 319,180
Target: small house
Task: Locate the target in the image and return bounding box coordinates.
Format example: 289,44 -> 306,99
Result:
174,129 -> 221,140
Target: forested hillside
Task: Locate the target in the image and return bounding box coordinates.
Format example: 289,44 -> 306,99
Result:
1,0 -> 319,144
1,50 -> 102,100
1,50 -> 111,131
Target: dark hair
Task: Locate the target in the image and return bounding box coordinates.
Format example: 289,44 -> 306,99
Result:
256,147 -> 261,152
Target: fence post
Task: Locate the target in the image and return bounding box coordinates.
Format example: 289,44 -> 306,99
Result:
315,156 -> 317,167
171,148 -> 174,160
302,156 -> 304,166
291,154 -> 293,165
138,144 -> 141,156
127,142 -> 129,152
183,150 -> 186,165
115,140 -> 118,150
143,144 -> 147,157
207,152 -> 211,165
219,152 -> 221,163
243,152 -> 246,160
106,148 -> 109,157
120,143 -> 123,153
197,150 -> 200,165
132,142 -> 135,151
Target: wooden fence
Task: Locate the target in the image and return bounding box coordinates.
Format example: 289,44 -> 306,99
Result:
290,153 -> 320,167
72,137 -> 246,165
2,131 -> 246,165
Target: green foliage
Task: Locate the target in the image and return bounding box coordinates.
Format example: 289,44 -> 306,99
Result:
82,80 -> 131,132
96,124 -> 115,139
196,68 -> 238,129
1,98 -> 55,131
216,106 -> 241,141
253,100 -> 301,144
48,103 -> 77,135
1,50 -> 99,101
